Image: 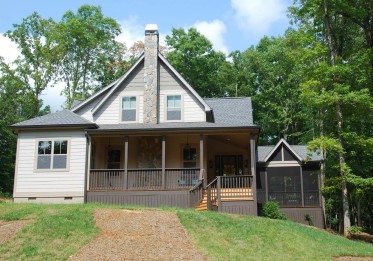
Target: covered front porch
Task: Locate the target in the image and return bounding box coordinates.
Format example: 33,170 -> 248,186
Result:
85,131 -> 258,211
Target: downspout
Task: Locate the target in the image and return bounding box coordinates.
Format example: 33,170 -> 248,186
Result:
84,132 -> 91,204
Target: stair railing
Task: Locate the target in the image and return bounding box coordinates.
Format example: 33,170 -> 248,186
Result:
206,175 -> 254,211
189,169 -> 205,207
206,177 -> 218,210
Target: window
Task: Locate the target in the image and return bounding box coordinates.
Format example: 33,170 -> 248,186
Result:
167,95 -> 181,121
122,96 -> 136,122
183,146 -> 197,168
107,149 -> 121,169
37,140 -> 68,170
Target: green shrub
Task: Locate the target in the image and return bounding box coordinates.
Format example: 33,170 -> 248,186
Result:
262,201 -> 286,220
348,226 -> 363,235
304,214 -> 314,226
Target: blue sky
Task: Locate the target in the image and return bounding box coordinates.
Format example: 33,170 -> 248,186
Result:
0,0 -> 293,110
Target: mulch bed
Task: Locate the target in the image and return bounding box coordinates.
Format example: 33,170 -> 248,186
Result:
69,209 -> 207,261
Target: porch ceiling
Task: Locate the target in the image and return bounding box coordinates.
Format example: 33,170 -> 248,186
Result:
209,133 -> 249,149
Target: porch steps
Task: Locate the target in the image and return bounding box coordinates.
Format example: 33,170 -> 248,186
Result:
195,190 -> 208,211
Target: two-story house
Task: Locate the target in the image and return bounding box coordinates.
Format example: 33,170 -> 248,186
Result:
11,24 -> 324,227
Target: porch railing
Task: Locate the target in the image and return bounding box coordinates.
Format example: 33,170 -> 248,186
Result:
89,168 -> 200,190
206,175 -> 254,211
189,169 -> 205,207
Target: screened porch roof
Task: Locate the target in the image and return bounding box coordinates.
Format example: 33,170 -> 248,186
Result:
258,139 -> 323,163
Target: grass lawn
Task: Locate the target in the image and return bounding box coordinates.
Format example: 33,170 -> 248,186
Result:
177,209 -> 373,261
0,202 -> 372,260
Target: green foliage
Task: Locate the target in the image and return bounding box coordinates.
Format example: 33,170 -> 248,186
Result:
53,5 -> 124,108
166,27 -> 228,97
233,31 -> 313,145
5,12 -> 59,117
304,214 -> 314,226
348,226 -> 363,235
262,201 -> 286,220
290,0 -> 373,234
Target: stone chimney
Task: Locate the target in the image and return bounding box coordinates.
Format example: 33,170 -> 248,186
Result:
143,24 -> 159,124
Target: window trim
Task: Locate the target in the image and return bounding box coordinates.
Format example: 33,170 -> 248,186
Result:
106,146 -> 122,169
34,138 -> 70,172
180,143 -> 199,168
165,95 -> 183,122
121,96 -> 138,123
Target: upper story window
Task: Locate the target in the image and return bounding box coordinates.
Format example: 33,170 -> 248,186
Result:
122,96 -> 137,122
37,140 -> 68,170
167,95 -> 181,121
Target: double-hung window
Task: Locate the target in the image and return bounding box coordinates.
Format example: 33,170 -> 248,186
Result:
167,95 -> 181,121
37,140 -> 68,170
122,96 -> 137,122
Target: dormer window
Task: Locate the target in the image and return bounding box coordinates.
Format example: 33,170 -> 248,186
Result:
167,95 -> 181,121
122,96 -> 137,122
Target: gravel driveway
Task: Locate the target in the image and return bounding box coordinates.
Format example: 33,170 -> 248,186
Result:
69,209 -> 207,261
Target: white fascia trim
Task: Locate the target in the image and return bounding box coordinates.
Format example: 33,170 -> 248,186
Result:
71,78 -> 119,112
158,53 -> 211,112
91,55 -> 145,115
263,138 -> 303,162
266,161 -> 301,167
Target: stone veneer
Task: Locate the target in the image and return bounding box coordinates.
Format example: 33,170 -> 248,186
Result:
138,136 -> 162,168
143,24 -> 159,124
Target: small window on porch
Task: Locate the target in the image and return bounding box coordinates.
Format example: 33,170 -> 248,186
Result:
167,95 -> 181,121
122,96 -> 136,122
107,149 -> 121,169
183,146 -> 197,168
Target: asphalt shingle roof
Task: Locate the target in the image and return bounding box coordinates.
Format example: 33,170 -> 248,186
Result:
205,97 -> 253,125
11,97 -> 257,132
89,97 -> 257,132
11,110 -> 96,129
258,144 -> 323,162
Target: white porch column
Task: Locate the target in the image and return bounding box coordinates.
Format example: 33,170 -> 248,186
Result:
124,136 -> 129,189
162,135 -> 166,188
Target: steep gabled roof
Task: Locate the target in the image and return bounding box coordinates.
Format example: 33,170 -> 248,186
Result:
257,138 -> 323,163
71,52 -> 212,116
71,55 -> 145,114
11,110 -> 97,130
158,53 -> 211,112
87,97 -> 258,133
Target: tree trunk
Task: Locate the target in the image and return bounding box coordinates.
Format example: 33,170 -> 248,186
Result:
323,0 -> 351,236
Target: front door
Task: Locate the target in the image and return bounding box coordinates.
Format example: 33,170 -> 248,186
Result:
215,155 -> 243,176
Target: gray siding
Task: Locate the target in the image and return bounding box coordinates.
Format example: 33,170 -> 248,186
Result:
13,130 -> 86,202
281,207 -> 324,228
87,190 -> 191,208
220,200 -> 257,215
159,61 -> 205,123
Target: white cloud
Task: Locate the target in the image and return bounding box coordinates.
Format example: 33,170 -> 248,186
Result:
0,35 -> 19,64
117,18 -> 168,48
193,20 -> 228,54
231,0 -> 287,35
41,82 -> 66,111
0,34 -> 64,112
116,17 -> 144,47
